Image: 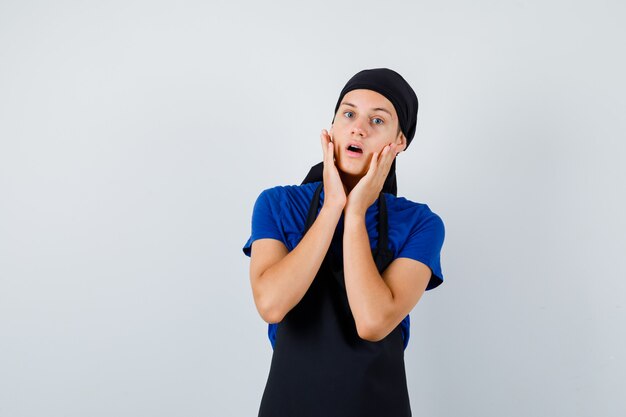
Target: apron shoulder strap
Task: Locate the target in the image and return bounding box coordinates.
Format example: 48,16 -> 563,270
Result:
304,182 -> 324,233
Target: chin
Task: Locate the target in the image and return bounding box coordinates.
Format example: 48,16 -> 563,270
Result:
337,158 -> 367,178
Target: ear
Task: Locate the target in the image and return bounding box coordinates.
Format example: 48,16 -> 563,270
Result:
395,131 -> 407,153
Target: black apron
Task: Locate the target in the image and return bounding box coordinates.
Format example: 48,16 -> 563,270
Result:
258,182 -> 412,417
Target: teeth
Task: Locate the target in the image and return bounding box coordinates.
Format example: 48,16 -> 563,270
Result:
348,145 -> 362,153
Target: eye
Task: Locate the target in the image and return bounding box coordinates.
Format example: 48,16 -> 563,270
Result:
372,117 -> 384,125
343,111 -> 354,118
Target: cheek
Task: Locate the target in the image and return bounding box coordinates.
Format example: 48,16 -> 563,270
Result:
333,141 -> 341,157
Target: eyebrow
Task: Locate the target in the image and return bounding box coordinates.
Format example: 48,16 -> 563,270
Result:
340,102 -> 394,118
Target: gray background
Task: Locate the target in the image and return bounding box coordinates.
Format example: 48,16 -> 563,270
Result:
1,0 -> 624,416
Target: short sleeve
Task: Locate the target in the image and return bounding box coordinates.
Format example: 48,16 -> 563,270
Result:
242,188 -> 287,257
397,211 -> 445,291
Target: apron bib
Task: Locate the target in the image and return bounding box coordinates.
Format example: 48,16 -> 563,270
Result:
258,182 -> 412,417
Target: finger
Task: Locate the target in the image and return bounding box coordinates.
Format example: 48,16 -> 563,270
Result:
369,144 -> 391,181
326,131 -> 337,163
321,130 -> 329,161
389,143 -> 398,162
368,151 -> 379,175
325,131 -> 334,158
383,143 -> 395,163
380,144 -> 395,171
371,144 -> 388,169
323,133 -> 335,168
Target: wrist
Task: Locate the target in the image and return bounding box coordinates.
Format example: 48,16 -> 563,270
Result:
344,207 -> 366,222
320,203 -> 344,219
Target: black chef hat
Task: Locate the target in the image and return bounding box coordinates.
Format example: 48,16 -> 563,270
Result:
302,68 -> 419,196
331,68 -> 419,148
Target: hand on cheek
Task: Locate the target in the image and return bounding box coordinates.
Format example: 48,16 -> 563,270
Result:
345,142 -> 397,216
320,128 -> 347,210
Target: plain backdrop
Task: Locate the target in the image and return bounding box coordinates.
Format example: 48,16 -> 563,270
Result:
1,1 -> 625,416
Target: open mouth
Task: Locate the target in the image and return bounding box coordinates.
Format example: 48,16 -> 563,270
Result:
347,144 -> 363,154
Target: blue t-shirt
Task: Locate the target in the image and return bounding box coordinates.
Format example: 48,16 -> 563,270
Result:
243,181 -> 445,350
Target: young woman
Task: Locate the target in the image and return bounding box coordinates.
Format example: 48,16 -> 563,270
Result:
243,68 -> 445,417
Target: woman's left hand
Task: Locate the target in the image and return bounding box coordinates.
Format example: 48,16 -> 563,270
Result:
345,142 -> 397,217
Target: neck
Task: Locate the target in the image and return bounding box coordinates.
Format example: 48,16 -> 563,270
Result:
339,171 -> 361,195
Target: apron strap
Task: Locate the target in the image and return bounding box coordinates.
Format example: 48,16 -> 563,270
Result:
304,182 -> 324,233
377,192 -> 389,253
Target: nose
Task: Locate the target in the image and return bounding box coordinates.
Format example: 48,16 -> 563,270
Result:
351,118 -> 368,137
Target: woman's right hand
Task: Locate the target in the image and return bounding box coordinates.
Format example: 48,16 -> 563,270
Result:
320,129 -> 347,211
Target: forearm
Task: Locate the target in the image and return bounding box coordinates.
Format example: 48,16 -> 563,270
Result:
343,211 -> 394,340
257,204 -> 343,322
